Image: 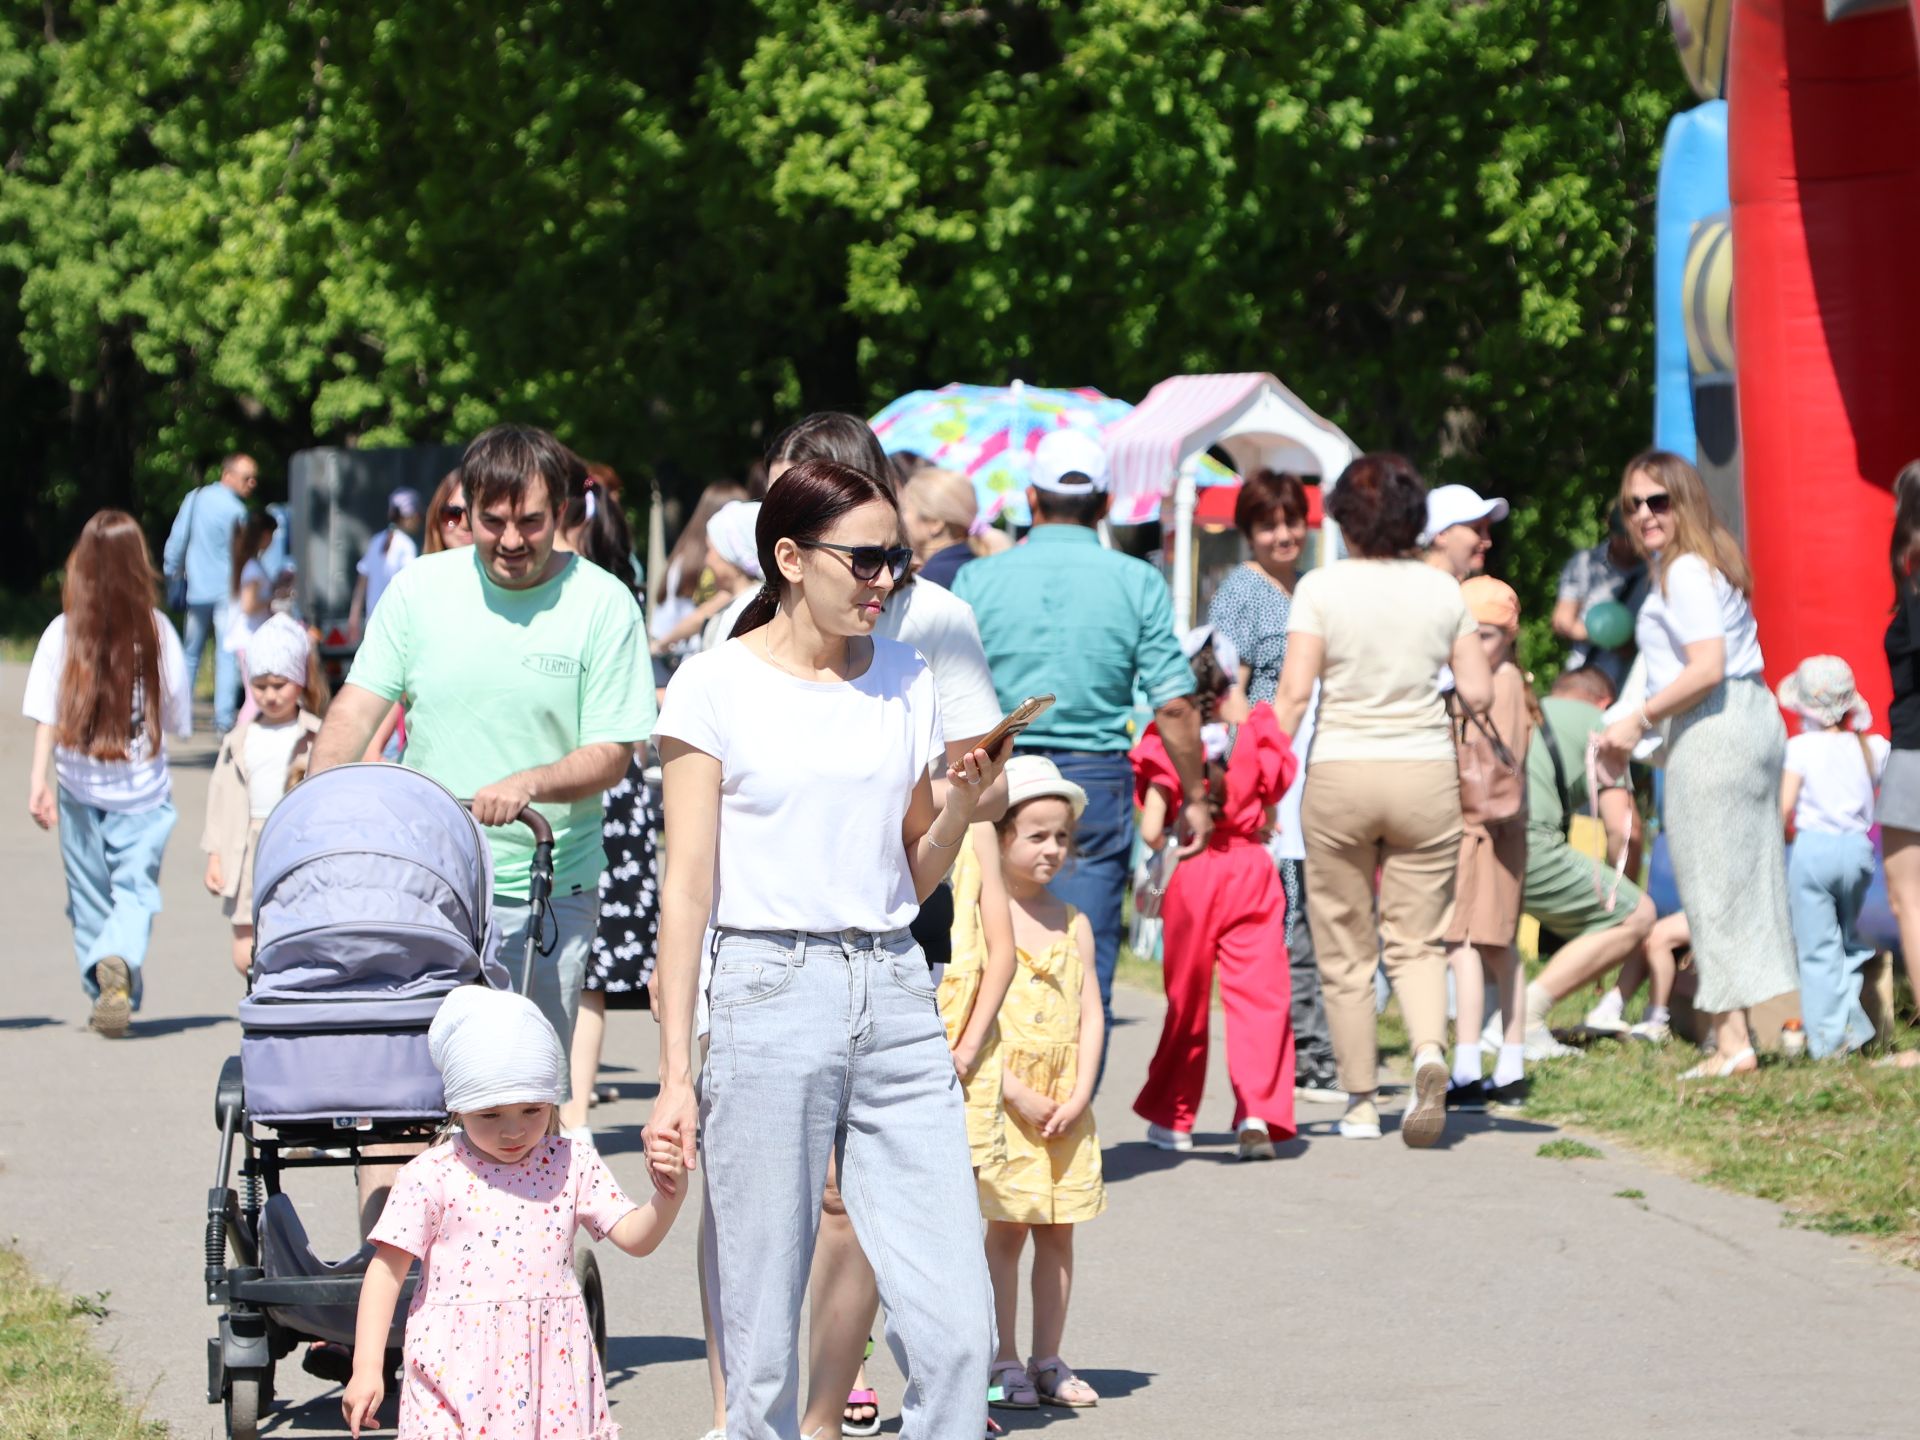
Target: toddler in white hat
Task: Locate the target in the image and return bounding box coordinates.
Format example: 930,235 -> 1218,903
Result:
343,982 -> 689,1439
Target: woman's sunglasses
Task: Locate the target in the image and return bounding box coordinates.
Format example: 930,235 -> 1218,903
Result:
799,540 -> 915,585
1623,492 -> 1672,517
443,505 -> 468,525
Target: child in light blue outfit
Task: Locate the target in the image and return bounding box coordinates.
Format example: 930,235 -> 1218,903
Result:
1778,657 -> 1889,1059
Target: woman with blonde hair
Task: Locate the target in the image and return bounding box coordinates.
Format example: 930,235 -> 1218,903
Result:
23,511 -> 193,1035
1597,450 -> 1796,1079
903,466 -> 986,588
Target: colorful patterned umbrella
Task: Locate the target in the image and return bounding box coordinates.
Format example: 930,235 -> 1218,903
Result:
871,381 -> 1237,527
869,382 -> 1136,527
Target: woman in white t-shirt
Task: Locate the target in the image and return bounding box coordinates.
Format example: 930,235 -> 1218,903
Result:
1598,451 -> 1797,1079
22,511 -> 192,1037
649,458 -> 1002,1440
347,487 -> 422,642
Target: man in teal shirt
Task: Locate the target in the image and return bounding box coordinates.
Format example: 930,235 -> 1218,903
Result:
312,424 -> 654,1078
955,430 -> 1209,1036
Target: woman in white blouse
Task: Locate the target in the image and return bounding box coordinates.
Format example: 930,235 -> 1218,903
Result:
1598,452 -> 1796,1079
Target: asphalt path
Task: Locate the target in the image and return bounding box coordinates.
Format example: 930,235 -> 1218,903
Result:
4,661 -> 1919,1440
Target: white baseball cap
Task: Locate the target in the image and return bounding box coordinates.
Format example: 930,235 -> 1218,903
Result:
1030,429 -> 1110,495
1422,484 -> 1509,545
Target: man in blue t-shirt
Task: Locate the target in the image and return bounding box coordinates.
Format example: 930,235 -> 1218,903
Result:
162,453 -> 256,733
955,430 -> 1209,1039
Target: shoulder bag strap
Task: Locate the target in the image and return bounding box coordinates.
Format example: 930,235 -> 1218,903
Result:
1534,703 -> 1575,833
1448,689 -> 1517,772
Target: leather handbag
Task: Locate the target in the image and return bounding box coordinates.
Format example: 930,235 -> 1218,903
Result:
1448,692 -> 1523,826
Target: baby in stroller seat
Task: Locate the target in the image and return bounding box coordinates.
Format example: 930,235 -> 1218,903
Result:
344,985 -> 685,1438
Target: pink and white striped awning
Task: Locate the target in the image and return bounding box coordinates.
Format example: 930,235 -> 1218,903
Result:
1103,372 -> 1359,525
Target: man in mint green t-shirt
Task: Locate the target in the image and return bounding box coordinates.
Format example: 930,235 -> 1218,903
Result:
312,425 -> 655,1078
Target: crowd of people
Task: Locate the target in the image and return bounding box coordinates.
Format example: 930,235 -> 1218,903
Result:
19,412 -> 1920,1440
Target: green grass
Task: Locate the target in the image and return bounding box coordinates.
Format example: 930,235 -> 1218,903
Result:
1537,1138 -> 1604,1160
0,1247 -> 166,1439
1526,1032 -> 1920,1263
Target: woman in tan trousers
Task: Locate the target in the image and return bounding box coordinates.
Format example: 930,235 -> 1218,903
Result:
1272,454 -> 1493,1147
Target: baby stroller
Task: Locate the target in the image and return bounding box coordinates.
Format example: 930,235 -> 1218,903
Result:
204,763 -> 607,1440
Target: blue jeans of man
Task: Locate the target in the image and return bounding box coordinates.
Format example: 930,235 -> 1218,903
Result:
493,887 -> 597,1097
699,928 -> 993,1440
57,789 -> 177,1012
1786,830 -> 1877,1059
1032,749 -> 1133,1030
180,601 -> 240,732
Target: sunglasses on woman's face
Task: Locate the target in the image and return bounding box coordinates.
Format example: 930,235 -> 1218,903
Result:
1624,492 -> 1672,517
799,541 -> 915,585
443,505 -> 469,525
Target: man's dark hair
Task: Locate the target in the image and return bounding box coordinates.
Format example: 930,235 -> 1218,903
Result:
1551,665 -> 1617,708
1324,452 -> 1427,558
463,424 -> 582,515
1032,487 -> 1108,527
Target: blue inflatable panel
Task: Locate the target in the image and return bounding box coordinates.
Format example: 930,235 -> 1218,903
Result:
1654,100 -> 1730,459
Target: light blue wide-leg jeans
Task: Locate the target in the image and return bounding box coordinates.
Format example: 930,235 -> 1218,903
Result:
1786,830 -> 1877,1059
701,928 -> 993,1440
57,788 -> 177,1011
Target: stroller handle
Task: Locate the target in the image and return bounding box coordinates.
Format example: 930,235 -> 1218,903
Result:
460,803 -> 556,997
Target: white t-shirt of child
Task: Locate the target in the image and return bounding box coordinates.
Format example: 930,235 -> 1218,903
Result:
1635,553 -> 1765,697
243,718 -> 306,819
358,527 -> 419,619
22,612 -> 192,812
1786,729 -> 1891,837
654,634 -> 942,935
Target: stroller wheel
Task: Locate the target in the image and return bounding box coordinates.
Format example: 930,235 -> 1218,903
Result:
574,1245 -> 607,1362
226,1371 -> 265,1440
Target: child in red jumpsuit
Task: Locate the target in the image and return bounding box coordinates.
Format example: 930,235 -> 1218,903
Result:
1131,627 -> 1300,1160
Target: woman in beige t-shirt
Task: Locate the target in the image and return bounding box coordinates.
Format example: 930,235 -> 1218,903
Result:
1272,454 -> 1492,1147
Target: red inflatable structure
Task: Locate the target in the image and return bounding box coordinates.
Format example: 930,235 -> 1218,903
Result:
1729,0 -> 1920,728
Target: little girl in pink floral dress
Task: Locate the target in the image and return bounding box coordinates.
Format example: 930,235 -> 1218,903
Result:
344,986 -> 686,1439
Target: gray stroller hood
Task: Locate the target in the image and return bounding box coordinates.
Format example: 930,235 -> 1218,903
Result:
239,764 -> 508,1123
244,763 -> 508,1027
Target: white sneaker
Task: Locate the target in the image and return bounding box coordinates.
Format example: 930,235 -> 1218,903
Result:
699,1430 -> 728,1440
1236,1117 -> 1276,1162
1337,1099 -> 1381,1140
1146,1123 -> 1193,1152
1628,1019 -> 1672,1045
1581,1006 -> 1631,1036
1522,1025 -> 1579,1062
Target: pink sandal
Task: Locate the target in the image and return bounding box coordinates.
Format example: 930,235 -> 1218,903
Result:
1028,1356 -> 1099,1408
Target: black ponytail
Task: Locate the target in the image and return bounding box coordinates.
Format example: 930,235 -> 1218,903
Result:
728,457 -> 897,638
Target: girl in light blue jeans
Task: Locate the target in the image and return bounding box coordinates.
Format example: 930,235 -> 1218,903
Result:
649,459 -> 1008,1440
1778,658 -> 1890,1059
23,511 -> 193,1036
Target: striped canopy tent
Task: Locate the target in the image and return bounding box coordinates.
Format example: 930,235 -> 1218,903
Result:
1103,372 -> 1360,627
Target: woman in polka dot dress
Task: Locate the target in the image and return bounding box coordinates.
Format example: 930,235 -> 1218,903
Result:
343,987 -> 686,1439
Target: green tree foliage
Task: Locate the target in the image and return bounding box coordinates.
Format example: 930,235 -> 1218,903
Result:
4,0 -> 1688,644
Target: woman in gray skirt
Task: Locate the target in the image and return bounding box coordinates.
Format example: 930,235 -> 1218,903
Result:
1877,459 -> 1920,1012
1598,451 -> 1796,1079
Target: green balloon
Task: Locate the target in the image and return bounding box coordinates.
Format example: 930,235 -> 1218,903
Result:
1585,600 -> 1634,651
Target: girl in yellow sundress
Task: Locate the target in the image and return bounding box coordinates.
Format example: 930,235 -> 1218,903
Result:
979,757 -> 1107,1414
937,820 -> 1018,1171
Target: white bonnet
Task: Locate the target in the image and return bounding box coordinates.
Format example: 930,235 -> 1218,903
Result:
246,613 -> 311,687
427,984 -> 566,1114
707,501 -> 764,580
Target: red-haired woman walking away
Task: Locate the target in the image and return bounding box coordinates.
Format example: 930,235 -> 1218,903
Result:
23,511 -> 193,1035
